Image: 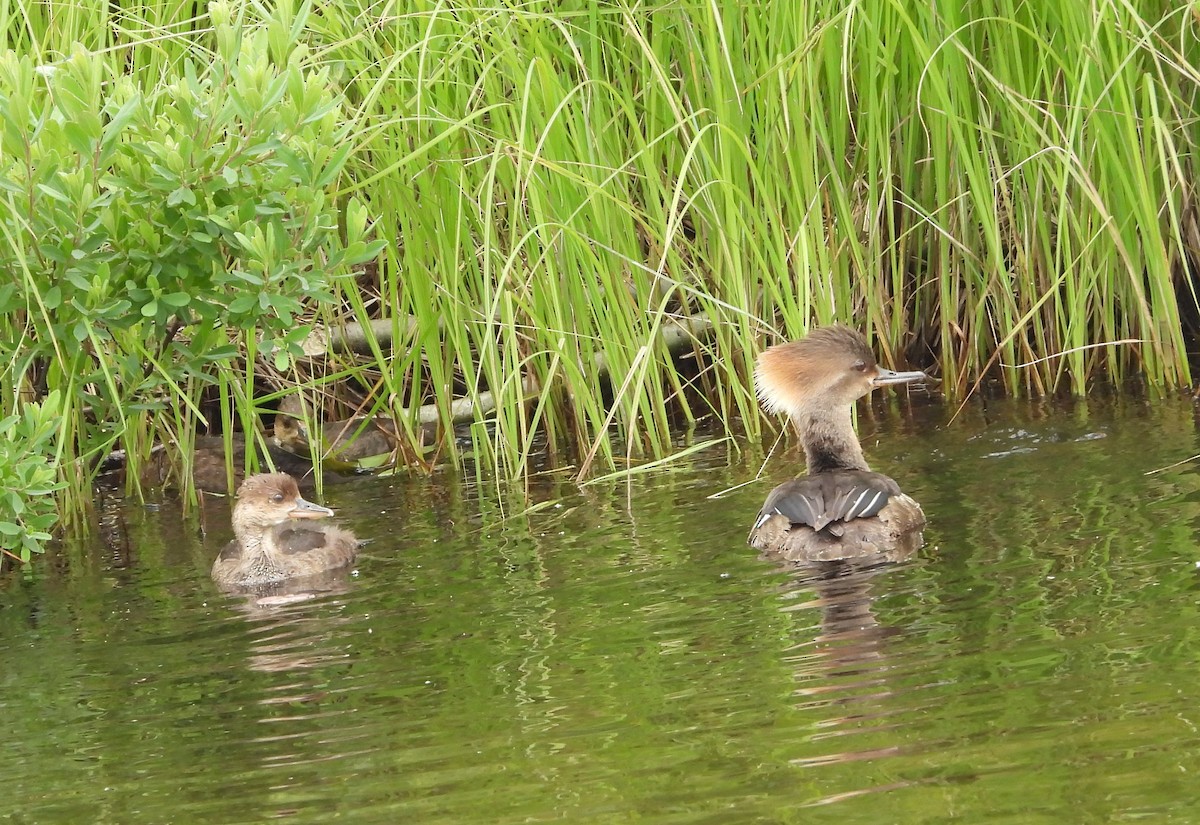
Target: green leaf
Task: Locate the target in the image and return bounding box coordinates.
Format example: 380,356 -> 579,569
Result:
167,186 -> 196,207
36,182 -> 72,204
0,284 -> 19,312
228,295 -> 255,314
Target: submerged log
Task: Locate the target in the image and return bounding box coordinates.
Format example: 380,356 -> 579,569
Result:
99,311 -> 718,487
304,311 -> 715,427
306,311 -> 713,363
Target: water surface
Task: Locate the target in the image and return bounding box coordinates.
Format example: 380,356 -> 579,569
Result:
6,394 -> 1200,823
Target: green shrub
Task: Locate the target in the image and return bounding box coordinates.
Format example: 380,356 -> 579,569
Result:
0,392 -> 65,562
0,1 -> 382,496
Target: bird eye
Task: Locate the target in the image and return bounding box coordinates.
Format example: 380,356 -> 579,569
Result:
852,360 -> 868,372
271,493 -> 284,503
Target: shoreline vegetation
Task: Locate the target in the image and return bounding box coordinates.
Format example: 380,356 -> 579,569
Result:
3,0 -> 1199,562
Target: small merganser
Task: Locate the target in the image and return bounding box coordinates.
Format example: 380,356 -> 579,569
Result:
211,473 -> 360,588
273,413 -> 397,462
748,326 -> 926,562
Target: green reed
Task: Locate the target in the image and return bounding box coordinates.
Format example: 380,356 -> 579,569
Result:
2,0 -> 1199,546
320,0 -> 1197,434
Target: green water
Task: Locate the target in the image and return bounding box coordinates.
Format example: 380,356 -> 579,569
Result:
6,395 -> 1200,823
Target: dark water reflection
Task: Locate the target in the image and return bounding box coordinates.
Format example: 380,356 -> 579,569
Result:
7,394 -> 1200,822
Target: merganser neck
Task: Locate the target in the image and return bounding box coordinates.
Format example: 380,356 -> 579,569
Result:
233,527 -> 267,560
235,528 -> 259,553
230,521 -> 282,577
796,404 -> 870,475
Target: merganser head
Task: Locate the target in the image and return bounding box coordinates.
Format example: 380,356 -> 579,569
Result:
232,473 -> 334,535
272,414 -> 309,452
755,325 -> 925,417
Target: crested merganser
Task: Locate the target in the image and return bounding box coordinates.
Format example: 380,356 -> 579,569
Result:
748,325 -> 926,562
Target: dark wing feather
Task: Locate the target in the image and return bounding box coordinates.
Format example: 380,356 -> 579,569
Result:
757,471 -> 901,534
275,525 -> 339,556
272,524 -> 361,574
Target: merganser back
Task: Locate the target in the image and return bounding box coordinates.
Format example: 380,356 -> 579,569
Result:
748,325 -> 927,562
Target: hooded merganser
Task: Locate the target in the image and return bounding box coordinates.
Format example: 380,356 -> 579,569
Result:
272,413 -> 397,462
748,325 -> 927,562
211,473 -> 360,588
136,434 -> 355,494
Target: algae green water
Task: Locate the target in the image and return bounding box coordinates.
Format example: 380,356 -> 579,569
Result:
5,395 -> 1200,823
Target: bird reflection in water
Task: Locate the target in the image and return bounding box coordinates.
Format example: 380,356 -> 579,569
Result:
777,558 -> 912,771
221,573 -> 357,685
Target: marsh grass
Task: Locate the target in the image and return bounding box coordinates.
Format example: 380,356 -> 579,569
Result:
2,0 -> 1199,549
